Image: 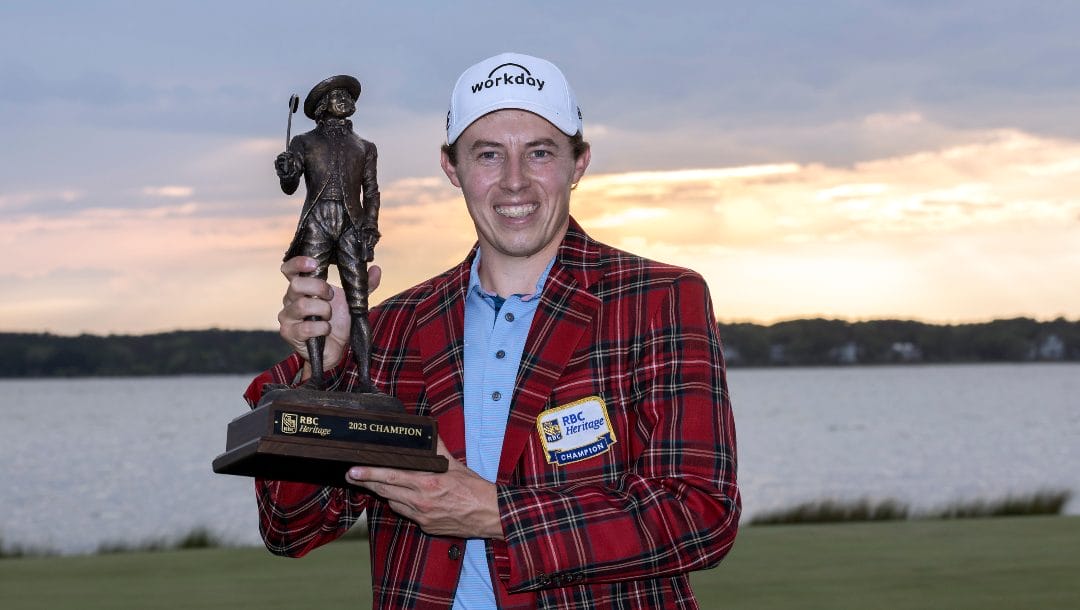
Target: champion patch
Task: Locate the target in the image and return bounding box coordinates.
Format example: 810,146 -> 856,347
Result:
536,396 -> 617,466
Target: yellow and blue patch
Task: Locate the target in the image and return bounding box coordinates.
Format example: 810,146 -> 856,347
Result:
536,396 -> 617,466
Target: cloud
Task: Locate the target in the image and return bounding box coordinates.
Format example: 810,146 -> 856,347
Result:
140,185 -> 194,198
573,127 -> 1080,251
0,189 -> 85,213
3,119 -> 1079,333
572,127 -> 1080,322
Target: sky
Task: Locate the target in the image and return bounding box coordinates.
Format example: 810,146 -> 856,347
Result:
2,1 -> 1079,335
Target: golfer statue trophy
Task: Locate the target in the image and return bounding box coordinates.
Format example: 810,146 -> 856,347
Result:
213,75 -> 448,486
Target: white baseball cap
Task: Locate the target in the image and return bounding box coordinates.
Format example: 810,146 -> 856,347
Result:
446,52 -> 583,145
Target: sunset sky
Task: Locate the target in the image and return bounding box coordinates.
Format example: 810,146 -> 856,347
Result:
2,1 -> 1078,335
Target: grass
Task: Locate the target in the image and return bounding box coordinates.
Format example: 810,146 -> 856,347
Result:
694,515 -> 1080,610
4,491 -> 1066,558
1,527 -> 226,559
0,536 -> 56,560
750,498 -> 912,525
928,489 -> 1072,519
95,526 -> 225,555
1,516 -> 1078,609
749,489 -> 1071,525
0,492 -> 1072,607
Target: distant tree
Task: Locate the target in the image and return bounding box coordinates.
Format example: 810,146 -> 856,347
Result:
3,318 -> 1078,377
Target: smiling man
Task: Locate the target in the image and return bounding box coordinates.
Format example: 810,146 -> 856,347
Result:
248,52 -> 740,609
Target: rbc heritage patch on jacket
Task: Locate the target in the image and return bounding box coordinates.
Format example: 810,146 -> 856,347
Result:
536,396 -> 617,466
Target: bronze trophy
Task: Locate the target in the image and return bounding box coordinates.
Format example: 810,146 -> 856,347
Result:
213,76 -> 448,486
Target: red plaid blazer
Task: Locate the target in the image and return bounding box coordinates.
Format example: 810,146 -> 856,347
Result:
245,218 -> 740,609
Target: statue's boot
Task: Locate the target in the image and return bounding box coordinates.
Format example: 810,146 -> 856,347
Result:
350,314 -> 376,394
304,335 -> 326,390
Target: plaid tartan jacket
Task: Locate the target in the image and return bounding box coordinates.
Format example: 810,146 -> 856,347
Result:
245,218 -> 740,609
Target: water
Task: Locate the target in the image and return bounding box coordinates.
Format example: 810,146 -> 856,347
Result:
732,363 -> 1080,518
1,364 -> 1077,555
1,376 -> 261,554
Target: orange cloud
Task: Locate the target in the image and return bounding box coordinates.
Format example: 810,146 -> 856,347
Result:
2,126 -> 1078,333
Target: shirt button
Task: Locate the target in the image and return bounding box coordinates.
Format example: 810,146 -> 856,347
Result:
448,544 -> 462,560
495,350 -> 506,359
504,312 -> 515,322
491,391 -> 502,401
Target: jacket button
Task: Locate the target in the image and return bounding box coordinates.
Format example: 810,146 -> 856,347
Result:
448,544 -> 462,560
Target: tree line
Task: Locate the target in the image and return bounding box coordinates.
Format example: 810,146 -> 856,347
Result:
718,317 -> 1079,366
1,317 -> 1077,378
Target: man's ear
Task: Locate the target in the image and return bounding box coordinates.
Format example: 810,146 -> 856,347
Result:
571,142 -> 591,186
441,148 -> 462,188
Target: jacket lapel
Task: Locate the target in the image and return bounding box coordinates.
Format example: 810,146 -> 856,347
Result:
413,256 -> 472,461
409,219 -> 603,473
496,220 -> 602,481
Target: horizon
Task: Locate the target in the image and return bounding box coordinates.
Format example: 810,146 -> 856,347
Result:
5,313 -> 1077,339
2,2 -> 1078,334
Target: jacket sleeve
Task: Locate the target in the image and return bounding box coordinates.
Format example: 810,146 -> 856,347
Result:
361,142 -> 380,229
242,353 -> 371,557
491,273 -> 740,590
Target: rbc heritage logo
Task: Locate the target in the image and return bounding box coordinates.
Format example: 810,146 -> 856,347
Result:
541,418 -> 563,442
280,413 -> 298,434
536,396 -> 617,467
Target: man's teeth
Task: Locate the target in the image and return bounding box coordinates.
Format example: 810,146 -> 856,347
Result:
495,204 -> 537,218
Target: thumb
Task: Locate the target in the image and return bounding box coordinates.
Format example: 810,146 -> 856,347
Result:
369,264 -> 382,293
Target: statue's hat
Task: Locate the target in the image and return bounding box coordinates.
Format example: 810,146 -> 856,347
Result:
304,75 -> 362,119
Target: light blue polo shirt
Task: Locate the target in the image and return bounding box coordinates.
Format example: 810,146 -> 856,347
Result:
452,251 -> 555,610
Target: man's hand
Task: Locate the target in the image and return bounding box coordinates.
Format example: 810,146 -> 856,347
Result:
278,256 -> 381,377
346,438 -> 504,539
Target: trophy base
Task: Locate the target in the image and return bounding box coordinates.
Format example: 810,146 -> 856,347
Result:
213,387 -> 448,487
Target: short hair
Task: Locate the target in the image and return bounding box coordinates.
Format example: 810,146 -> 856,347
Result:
441,131 -> 589,166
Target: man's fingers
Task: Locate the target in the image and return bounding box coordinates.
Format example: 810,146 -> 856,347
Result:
283,276 -> 335,306
369,264 -> 382,293
283,289 -> 333,319
280,256 -> 318,279
278,311 -> 331,343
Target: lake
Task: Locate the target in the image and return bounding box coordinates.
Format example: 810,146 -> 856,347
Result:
2,363 -> 1077,555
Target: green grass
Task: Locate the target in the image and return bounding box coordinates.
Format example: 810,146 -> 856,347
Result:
1,516 -> 1077,609
749,489 -> 1071,525
95,526 -> 225,555
1,526 -> 226,559
926,489 -> 1071,519
695,515 -> 1080,609
0,536 -> 56,560
750,498 -> 912,525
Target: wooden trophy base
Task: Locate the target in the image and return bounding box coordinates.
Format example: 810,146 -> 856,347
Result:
213,386 -> 448,487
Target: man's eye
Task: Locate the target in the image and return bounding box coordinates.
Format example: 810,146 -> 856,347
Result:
530,150 -> 552,159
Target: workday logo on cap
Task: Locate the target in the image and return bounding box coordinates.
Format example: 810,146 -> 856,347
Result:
470,61 -> 547,94
446,52 -> 583,144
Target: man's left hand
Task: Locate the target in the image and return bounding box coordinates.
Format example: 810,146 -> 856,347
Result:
346,438 -> 504,539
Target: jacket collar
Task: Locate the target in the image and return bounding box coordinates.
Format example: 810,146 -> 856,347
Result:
412,216 -> 603,476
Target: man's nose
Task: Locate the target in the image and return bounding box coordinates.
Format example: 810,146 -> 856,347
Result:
500,155 -> 529,192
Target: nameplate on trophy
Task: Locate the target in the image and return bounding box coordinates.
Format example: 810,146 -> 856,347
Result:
213,388 -> 448,488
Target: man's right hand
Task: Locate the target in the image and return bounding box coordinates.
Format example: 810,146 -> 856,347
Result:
278,257 -> 382,378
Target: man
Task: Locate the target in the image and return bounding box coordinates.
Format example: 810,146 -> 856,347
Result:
246,52 -> 740,609
274,74 -> 381,391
